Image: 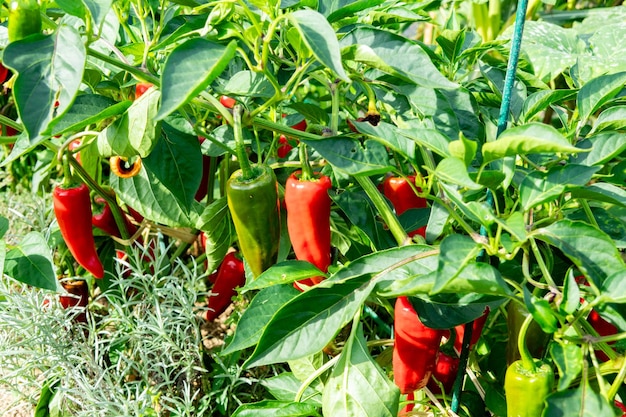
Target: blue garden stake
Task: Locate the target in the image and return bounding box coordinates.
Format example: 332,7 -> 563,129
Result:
450,0 -> 530,412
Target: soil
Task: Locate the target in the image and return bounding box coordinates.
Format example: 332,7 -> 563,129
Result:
0,387 -> 33,417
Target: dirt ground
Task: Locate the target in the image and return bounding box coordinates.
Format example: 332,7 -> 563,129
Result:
0,387 -> 32,417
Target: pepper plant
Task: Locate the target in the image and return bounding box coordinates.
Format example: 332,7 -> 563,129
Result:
0,0 -> 625,416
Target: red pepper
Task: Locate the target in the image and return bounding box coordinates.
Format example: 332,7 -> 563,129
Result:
135,82 -> 153,99
53,184 -> 104,278
195,137 -> 212,201
400,392 -> 415,415
588,309 -> 618,361
454,307 -> 490,353
59,280 -> 89,323
284,171 -> 332,290
220,95 -> 236,109
277,119 -> 306,159
427,351 -> 460,394
205,252 -> 245,321
614,400 -> 626,415
92,196 -> 137,238
382,175 -> 427,238
0,63 -> 9,84
393,296 -> 445,393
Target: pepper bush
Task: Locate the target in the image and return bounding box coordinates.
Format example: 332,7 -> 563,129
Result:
0,0 -> 625,416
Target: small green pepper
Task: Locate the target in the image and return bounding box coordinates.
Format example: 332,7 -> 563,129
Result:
225,105 -> 280,278
504,309 -> 555,417
8,0 -> 42,43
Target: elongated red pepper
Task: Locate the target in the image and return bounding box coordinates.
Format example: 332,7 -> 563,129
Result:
284,171 -> 332,289
383,175 -> 427,238
454,306 -> 490,353
195,137 -> 212,201
54,184 -> 104,278
206,252 -> 245,321
393,296 -> 445,393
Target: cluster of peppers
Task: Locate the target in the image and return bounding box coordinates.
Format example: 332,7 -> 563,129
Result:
393,296 -> 490,412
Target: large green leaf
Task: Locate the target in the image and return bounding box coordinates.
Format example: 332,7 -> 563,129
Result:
549,342 -> 583,391
223,285 -> 301,355
570,183 -> 626,207
196,197 -> 232,273
231,400 -> 320,417
482,123 -> 583,163
533,220 -> 625,287
340,27 -> 457,88
261,373 -> 322,406
3,25 -> 86,140
544,384 -> 619,417
96,87 -> 161,158
243,275 -> 376,368
322,324 -> 399,417
590,105 -> 626,133
519,164 -> 600,211
302,137 -> 392,176
577,71 -> 626,125
319,0 -> 385,22
142,122 -> 202,211
4,232 -> 58,291
157,38 -> 237,120
571,131 -> 626,167
244,261 -> 326,291
51,94 -> 131,136
350,121 -> 415,158
519,89 -> 578,124
434,157 -> 483,190
289,10 -> 350,82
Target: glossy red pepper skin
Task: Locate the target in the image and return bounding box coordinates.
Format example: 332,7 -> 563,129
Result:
382,175 -> 427,238
220,95 -> 236,109
206,252 -> 245,321
135,82 -> 153,99
0,63 -> 9,84
393,296 -> 445,393
427,352 -> 460,394
454,307 -> 490,353
284,171 -> 332,289
277,120 -> 306,158
53,184 -> 104,278
92,196 -> 137,238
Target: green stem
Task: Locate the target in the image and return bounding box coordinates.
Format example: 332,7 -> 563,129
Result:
298,143 -> 314,181
87,48 -> 159,86
355,176 -> 408,246
294,354 -> 341,402
580,199 -> 600,229
233,105 -> 253,180
518,313 -> 537,372
607,353 -> 626,401
0,115 -> 22,132
529,238 -> 558,290
61,154 -> 73,188
330,81 -> 341,135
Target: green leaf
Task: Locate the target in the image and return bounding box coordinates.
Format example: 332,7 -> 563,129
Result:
231,400 -> 320,417
157,39 -> 237,120
96,87 -> 161,158
244,275 -> 376,368
400,125 -> 452,157
223,285 -> 300,355
411,297 -> 503,329
350,121 -> 415,158
84,0 -> 115,29
243,261 -> 326,291
439,183 -> 495,228
261,373 -> 322,406
590,105 -> 626,133
544,384 -> 619,417
524,287 -> 558,333
519,164 -> 600,211
223,70 -> 274,98
549,342 -> 583,391
196,197 -> 232,273
322,324 -> 399,417
340,27 -> 457,88
577,71 -> 626,125
600,270 -> 626,304
289,10 -> 350,82
431,234 -> 482,293
34,378 -> 59,417
448,133 -> 478,167
519,89 -> 578,124
0,216 -> 8,239
571,131 -> 626,167
534,220 -> 625,287
560,272 -> 581,316
51,95 -> 131,136
482,123 -> 583,163
4,232 -> 58,291
570,183 -> 626,207
3,25 -> 86,140
323,0 -> 385,23
434,157 -> 482,190
143,122 -> 202,211
301,137 -> 392,176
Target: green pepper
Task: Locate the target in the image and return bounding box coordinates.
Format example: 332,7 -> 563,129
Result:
8,0 -> 42,43
504,308 -> 555,417
226,105 -> 280,278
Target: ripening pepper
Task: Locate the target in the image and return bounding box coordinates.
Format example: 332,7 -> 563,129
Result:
505,313 -> 554,417
220,95 -> 236,109
135,82 -> 153,99
206,252 -> 246,321
383,175 -> 427,238
393,296 -> 445,393
59,279 -> 89,323
8,0 -> 42,43
427,351 -> 460,394
454,307 -> 490,353
226,164 -> 281,278
92,196 -> 137,238
54,183 -> 104,278
285,171 -> 332,289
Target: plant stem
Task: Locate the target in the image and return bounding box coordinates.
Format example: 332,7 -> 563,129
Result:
298,143 -> 314,181
518,313 -> 537,372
